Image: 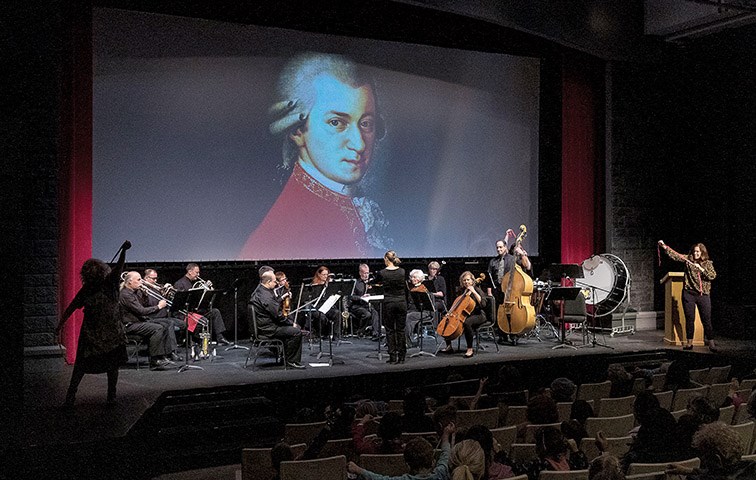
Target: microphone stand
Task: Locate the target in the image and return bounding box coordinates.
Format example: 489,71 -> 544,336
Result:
226,281 -> 249,352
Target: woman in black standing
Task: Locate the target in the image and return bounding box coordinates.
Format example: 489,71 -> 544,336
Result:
375,250 -> 407,364
56,241 -> 130,407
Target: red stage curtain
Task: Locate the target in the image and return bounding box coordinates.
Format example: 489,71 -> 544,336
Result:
58,3 -> 92,364
561,56 -> 605,265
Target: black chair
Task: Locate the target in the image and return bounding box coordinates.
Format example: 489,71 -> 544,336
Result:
476,295 -> 499,353
125,334 -> 145,370
563,291 -> 588,345
244,305 -> 286,370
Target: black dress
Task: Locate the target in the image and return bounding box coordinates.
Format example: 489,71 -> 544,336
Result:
61,252 -> 127,373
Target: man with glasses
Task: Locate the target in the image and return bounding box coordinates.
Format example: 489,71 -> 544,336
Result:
250,270 -> 305,369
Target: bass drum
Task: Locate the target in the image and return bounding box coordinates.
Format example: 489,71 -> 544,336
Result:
580,254 -> 630,317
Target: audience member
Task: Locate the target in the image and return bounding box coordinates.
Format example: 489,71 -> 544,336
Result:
628,390 -> 661,438
463,424 -> 515,479
354,410 -> 404,454
347,422 -> 455,480
588,453 -> 625,480
527,426 -> 589,476
669,421 -> 756,480
607,364 -> 634,398
620,407 -> 683,471
402,388 -> 435,433
561,399 -> 594,444
450,439 -> 487,480
664,360 -> 696,392
550,377 -> 577,402
677,396 -> 720,460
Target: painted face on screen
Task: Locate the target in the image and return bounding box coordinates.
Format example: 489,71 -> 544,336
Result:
496,241 -> 507,256
291,74 -> 376,185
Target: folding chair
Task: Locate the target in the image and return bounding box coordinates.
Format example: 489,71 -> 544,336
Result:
279,455 -> 347,480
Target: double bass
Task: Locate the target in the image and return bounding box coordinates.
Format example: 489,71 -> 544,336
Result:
436,274 -> 485,341
497,225 -> 536,338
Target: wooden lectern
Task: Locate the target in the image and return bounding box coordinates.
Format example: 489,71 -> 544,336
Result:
661,272 -> 704,346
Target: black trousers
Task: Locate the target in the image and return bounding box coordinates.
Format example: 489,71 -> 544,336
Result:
682,289 -> 713,341
269,325 -> 303,365
384,300 -> 407,357
125,321 -> 172,357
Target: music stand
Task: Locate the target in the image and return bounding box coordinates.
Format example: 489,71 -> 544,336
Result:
171,289 -> 205,372
409,287 -> 437,358
546,287 -> 583,350
575,280 -> 614,350
363,284 -> 385,361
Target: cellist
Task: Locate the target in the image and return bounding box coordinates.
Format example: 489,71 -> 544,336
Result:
486,230 -> 531,343
439,271 -> 488,358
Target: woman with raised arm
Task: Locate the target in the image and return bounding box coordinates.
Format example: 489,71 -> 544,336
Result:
658,240 -> 717,351
56,241 -> 131,407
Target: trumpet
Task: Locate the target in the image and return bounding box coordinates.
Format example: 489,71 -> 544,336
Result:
192,276 -> 213,290
142,278 -> 176,300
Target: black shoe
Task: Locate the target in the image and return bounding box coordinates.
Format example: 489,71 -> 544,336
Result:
150,358 -> 173,370
170,352 -> 184,362
386,355 -> 398,364
683,344 -> 693,351
288,362 -> 306,369
216,336 -> 231,346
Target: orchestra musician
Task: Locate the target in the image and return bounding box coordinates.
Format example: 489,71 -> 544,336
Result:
374,251 -> 407,364
119,271 -> 177,369
308,266 -> 342,338
427,261 -> 448,314
440,271 -> 488,358
249,270 -> 305,368
405,269 -> 434,347
349,264 -> 381,341
142,268 -> 186,359
173,263 -> 230,346
659,240 -> 718,352
486,230 -> 531,343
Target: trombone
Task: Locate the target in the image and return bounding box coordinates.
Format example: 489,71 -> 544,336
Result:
133,277 -> 207,327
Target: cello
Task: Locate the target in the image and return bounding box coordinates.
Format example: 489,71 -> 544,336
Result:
436,274 -> 485,341
497,225 -> 536,340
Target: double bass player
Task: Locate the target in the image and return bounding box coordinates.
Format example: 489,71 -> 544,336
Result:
487,229 -> 532,344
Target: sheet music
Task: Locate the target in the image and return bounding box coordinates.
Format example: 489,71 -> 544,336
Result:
318,294 -> 341,313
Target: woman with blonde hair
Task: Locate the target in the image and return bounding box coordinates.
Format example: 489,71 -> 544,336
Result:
439,271 -> 487,358
450,439 -> 486,480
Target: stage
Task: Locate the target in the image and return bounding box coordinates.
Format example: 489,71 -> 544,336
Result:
17,328 -> 755,480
